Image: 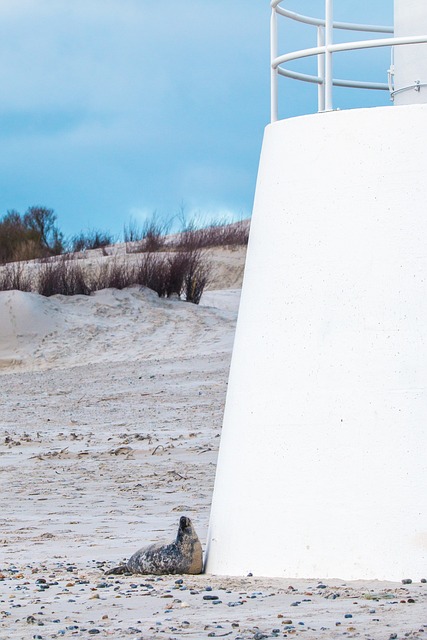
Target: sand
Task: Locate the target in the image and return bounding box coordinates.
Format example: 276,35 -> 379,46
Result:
0,247 -> 426,639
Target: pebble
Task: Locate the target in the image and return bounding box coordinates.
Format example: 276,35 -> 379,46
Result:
402,578 -> 412,584
1,560 -> 426,640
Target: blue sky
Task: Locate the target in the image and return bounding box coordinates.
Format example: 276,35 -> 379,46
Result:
0,1 -> 392,238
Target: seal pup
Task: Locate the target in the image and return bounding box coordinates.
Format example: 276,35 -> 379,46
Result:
105,516 -> 203,575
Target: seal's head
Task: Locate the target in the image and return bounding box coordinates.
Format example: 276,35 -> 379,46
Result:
176,516 -> 194,543
180,516 -> 191,530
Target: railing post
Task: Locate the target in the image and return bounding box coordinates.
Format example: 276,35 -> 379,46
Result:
317,26 -> 326,112
324,0 -> 334,110
271,6 -> 278,123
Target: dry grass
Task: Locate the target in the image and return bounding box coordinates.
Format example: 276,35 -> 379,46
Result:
176,219 -> 249,251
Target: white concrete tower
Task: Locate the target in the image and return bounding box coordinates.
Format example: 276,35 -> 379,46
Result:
205,1 -> 427,581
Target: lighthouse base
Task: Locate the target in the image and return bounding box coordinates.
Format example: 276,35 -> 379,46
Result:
205,104 -> 427,580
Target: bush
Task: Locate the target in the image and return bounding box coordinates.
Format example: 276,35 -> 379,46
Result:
0,207 -> 64,263
123,217 -> 143,243
37,258 -> 90,297
0,210 -> 38,263
182,250 -> 210,304
70,229 -> 114,252
131,250 -> 209,302
133,253 -> 169,297
126,213 -> 171,253
93,259 -> 136,291
0,263 -> 32,292
23,206 -> 64,256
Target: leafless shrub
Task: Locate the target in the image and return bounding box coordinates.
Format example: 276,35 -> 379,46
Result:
133,250 -> 209,303
182,250 -> 210,304
133,253 -> 169,297
165,252 -> 190,298
123,217 -> 143,243
0,263 -> 32,292
37,258 -> 90,297
92,260 -> 136,291
127,213 -> 171,253
69,229 -> 114,253
137,250 -> 209,303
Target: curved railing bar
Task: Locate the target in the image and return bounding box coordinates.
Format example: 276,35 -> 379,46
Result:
333,78 -> 390,90
331,34 -> 427,54
272,4 -> 393,34
277,66 -> 389,91
277,68 -> 321,85
272,35 -> 427,69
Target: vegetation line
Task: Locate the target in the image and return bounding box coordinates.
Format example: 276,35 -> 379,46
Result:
0,207 -> 249,304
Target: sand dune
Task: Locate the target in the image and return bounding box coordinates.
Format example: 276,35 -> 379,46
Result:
0,286 -> 239,372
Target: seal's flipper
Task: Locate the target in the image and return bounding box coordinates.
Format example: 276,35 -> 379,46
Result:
104,564 -> 128,575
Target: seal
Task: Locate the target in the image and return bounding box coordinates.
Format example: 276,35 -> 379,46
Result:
105,516 -> 203,575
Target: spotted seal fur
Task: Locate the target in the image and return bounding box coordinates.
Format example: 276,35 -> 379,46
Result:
105,516 -> 203,575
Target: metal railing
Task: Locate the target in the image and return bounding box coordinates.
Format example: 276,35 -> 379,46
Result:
271,0 -> 427,121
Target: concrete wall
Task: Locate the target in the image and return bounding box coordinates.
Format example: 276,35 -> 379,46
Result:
205,104 -> 427,580
394,0 -> 427,105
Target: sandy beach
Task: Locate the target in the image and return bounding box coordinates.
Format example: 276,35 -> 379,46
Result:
1,246 -> 426,639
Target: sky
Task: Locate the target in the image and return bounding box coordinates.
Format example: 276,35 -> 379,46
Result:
0,1 -> 392,239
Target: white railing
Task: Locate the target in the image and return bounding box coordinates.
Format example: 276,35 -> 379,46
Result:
271,0 -> 427,121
